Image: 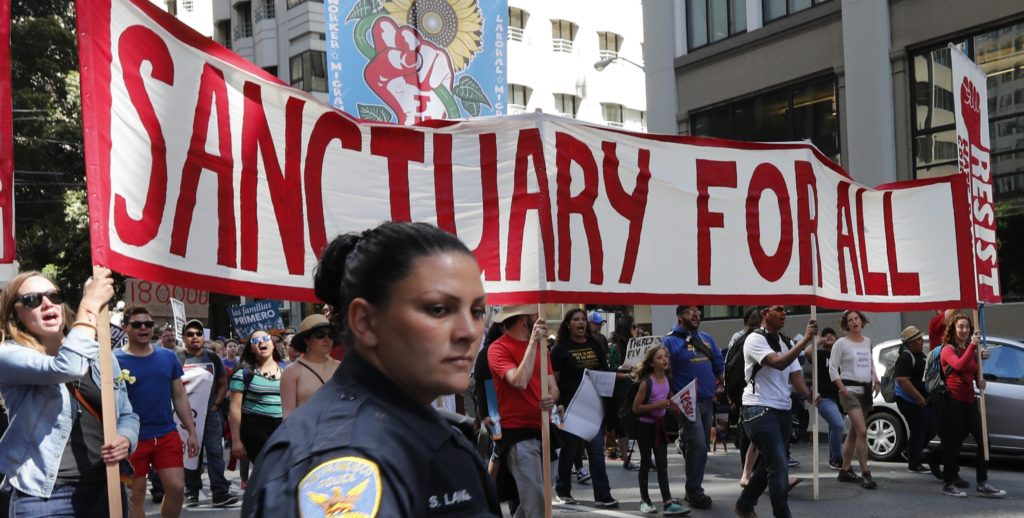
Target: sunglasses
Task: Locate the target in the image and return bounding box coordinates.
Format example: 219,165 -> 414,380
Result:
250,335 -> 273,345
183,331 -> 203,338
128,320 -> 156,329
310,330 -> 331,340
15,290 -> 64,309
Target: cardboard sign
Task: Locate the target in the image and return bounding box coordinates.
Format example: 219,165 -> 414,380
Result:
170,297 -> 185,342
622,336 -> 663,369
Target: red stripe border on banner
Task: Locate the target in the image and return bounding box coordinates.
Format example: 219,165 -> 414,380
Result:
0,1 -> 14,263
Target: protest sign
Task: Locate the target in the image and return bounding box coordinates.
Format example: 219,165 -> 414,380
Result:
561,373 -> 603,442
228,300 -> 285,338
951,47 -> 1001,304
670,379 -> 697,422
622,336 -> 663,369
78,0 -> 975,309
0,1 -> 13,263
124,279 -> 208,320
170,297 -> 185,341
175,365 -> 213,470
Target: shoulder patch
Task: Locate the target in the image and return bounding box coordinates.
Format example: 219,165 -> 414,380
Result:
298,456 -> 382,517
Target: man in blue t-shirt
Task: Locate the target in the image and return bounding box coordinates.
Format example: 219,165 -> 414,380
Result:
115,306 -> 198,518
663,305 -> 724,510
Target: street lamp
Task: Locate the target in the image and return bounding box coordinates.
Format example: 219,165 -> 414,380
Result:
593,55 -> 645,71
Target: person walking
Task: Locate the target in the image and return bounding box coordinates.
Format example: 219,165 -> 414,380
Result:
663,305 -> 723,510
828,310 -> 879,489
0,269 -> 138,516
280,314 -> 340,417
892,326 -> 935,474
229,329 -> 285,465
242,222 -> 500,516
733,305 -> 817,518
814,327 -> 845,470
938,314 -> 1007,498
631,346 -> 690,516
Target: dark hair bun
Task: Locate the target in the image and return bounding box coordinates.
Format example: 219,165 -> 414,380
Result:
313,233 -> 360,307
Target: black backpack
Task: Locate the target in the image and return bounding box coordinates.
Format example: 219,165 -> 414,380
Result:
725,328 -> 783,406
617,376 -> 653,439
880,347 -> 914,403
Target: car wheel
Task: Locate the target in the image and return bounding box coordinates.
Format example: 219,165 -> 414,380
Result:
866,411 -> 905,462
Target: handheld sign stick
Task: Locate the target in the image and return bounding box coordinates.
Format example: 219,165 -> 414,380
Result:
538,304 -> 553,518
974,307 -> 990,461
811,305 -> 819,501
95,266 -> 122,518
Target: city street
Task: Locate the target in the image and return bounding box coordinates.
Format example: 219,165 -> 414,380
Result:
149,437 -> 1023,517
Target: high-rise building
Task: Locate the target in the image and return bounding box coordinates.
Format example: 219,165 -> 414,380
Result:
643,0 -> 1023,338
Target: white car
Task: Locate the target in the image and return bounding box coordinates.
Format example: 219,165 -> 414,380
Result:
866,336 -> 1024,461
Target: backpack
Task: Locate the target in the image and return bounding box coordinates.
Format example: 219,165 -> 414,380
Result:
617,376 -> 653,439
880,347 -> 914,403
923,345 -> 953,401
724,328 -> 757,406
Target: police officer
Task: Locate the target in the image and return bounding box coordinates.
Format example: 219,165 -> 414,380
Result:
243,222 -> 500,517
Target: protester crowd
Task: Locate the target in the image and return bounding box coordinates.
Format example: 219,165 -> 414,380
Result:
0,223 -> 1009,518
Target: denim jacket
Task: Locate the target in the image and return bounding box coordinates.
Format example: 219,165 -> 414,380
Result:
0,328 -> 140,498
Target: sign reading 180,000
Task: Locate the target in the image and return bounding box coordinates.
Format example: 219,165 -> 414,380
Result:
125,278 -> 209,319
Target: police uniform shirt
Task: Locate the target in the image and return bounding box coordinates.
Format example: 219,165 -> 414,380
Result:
242,351 -> 500,517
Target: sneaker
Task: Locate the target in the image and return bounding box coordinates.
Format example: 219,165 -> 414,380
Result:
663,501 -> 691,516
595,497 -> 619,508
953,477 -> 969,489
640,501 -> 658,514
837,469 -> 862,483
212,494 -> 239,507
684,493 -> 712,510
860,472 -> 877,489
787,456 -> 800,467
555,493 -> 577,505
976,483 -> 1007,498
907,465 -> 931,474
733,504 -> 758,518
575,467 -> 591,483
827,459 -> 843,471
623,461 -> 640,471
942,484 -> 967,498
184,495 -> 200,507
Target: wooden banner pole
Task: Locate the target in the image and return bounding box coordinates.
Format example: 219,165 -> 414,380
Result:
538,304 -> 552,518
96,292 -> 122,518
973,308 -> 990,461
810,305 -> 819,501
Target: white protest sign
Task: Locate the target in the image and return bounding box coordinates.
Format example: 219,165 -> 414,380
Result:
586,370 -> 617,398
170,297 -> 186,342
561,374 -> 604,442
670,379 -> 698,422
175,364 -> 213,470
622,336 -> 663,369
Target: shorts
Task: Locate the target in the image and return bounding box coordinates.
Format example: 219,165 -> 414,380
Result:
128,430 -> 184,478
839,390 -> 872,413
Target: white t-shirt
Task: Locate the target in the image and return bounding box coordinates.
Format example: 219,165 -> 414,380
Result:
827,336 -> 874,393
741,331 -> 802,410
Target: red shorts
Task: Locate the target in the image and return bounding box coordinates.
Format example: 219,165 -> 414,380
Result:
128,430 -> 184,478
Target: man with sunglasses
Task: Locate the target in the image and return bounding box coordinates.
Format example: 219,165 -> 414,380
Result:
180,319 -> 237,508
115,306 -> 200,518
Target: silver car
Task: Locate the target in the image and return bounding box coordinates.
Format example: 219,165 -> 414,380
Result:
866,336 -> 1024,462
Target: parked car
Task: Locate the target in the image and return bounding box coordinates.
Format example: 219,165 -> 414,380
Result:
866,336 -> 1024,462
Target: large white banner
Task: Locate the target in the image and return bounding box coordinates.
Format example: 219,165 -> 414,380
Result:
77,0 -> 975,309
175,364 -> 213,470
951,46 -> 1001,304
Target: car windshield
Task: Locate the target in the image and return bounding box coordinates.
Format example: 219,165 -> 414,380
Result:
983,344 -> 1024,384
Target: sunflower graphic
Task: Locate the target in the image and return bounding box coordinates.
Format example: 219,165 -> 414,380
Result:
383,0 -> 483,72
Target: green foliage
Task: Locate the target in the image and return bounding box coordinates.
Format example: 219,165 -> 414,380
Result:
357,103 -> 394,122
346,0 -> 383,23
453,75 -> 490,107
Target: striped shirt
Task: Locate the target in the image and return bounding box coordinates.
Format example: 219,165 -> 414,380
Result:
230,368 -> 283,418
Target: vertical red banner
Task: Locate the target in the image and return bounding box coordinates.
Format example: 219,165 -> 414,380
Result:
0,0 -> 14,263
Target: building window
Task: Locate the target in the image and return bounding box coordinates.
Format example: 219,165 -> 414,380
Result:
910,19 -> 1024,298
509,7 -> 528,42
554,93 -> 581,118
551,19 -> 577,53
290,50 -> 327,92
215,20 -> 232,49
687,0 -> 746,50
509,84 -> 532,114
287,0 -> 321,8
597,31 -> 623,60
602,103 -> 624,127
233,2 -> 253,39
691,75 -> 839,160
166,0 -> 177,16
182,0 -> 193,12
255,0 -> 275,22
763,0 -> 830,24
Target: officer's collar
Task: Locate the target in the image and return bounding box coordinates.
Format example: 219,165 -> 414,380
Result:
334,351 -> 455,448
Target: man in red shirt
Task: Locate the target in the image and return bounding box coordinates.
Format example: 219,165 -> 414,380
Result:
488,305 -> 559,518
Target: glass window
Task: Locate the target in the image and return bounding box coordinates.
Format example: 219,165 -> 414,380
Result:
687,0 -> 746,50
554,93 -> 580,118
287,0 -> 321,8
289,50 -> 326,92
508,84 -> 531,114
551,19 -> 577,52
598,31 -> 623,59
692,75 -> 839,161
910,20 -> 1024,298
764,0 -> 829,23
233,2 -> 252,39
602,103 -> 624,127
509,7 -> 527,42
982,345 -> 1024,384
